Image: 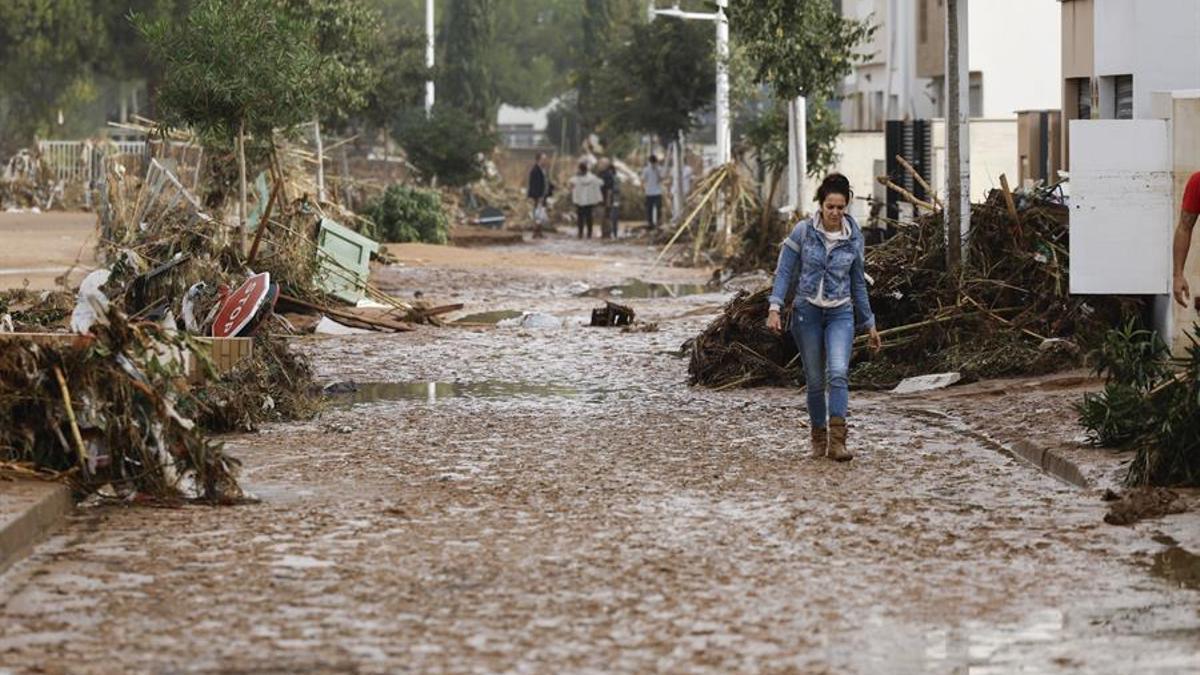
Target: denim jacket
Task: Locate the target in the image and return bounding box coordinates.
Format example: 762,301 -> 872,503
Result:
768,215 -> 876,332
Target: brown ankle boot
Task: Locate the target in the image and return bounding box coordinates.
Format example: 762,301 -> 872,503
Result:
827,417 -> 853,462
811,425 -> 827,458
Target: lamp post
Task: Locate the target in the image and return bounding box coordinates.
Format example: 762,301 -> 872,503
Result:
650,1 -> 731,235
649,1 -> 730,169
425,0 -> 435,115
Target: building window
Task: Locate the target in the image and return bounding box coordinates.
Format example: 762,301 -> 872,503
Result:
1072,78 -> 1092,120
969,72 -> 983,117
919,0 -> 929,43
1114,75 -> 1133,119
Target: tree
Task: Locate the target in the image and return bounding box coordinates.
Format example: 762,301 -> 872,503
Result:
594,18 -> 715,146
137,0 -> 377,237
729,0 -> 874,177
393,106 -> 497,187
0,0 -> 105,152
360,24 -> 429,134
281,0 -> 382,127
439,0 -> 496,125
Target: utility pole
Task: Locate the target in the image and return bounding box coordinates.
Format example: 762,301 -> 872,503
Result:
425,0 -> 435,115
944,0 -> 969,273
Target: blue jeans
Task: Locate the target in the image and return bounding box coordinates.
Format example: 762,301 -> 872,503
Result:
790,301 -> 854,428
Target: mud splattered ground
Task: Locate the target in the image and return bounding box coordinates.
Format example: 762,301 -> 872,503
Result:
2,237 -> 1198,674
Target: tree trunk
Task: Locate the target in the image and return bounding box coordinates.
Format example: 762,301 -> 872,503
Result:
238,118 -> 248,251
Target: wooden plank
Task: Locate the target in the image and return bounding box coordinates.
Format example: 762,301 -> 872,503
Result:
999,174 -> 1023,238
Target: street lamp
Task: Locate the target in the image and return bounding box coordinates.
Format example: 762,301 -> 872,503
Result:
425,0 -> 435,115
649,1 -> 730,233
648,1 -> 731,168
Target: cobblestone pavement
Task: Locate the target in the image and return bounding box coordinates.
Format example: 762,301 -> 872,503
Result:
1,238 -> 1197,674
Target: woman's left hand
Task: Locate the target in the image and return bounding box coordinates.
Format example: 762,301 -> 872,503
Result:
868,327 -> 882,354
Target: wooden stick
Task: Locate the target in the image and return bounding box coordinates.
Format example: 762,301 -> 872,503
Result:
894,155 -> 942,208
999,174 -> 1023,239
246,170 -> 282,267
653,169 -> 726,266
876,176 -> 937,212
961,294 -> 1046,342
279,293 -> 415,332
52,366 -> 89,474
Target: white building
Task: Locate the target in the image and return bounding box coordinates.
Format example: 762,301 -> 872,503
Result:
1062,0 -> 1200,160
821,0 -> 1062,218
838,0 -> 934,131
917,0 -> 1062,119
1061,0 -> 1200,351
496,99 -> 558,149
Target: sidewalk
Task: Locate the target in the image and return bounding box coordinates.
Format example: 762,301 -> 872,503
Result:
0,481 -> 72,575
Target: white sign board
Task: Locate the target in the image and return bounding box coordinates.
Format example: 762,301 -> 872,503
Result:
1069,120 -> 1173,295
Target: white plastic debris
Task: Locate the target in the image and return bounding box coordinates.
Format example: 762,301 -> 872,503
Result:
498,312 -> 562,329
892,372 -> 962,395
314,316 -> 371,335
182,282 -> 207,333
70,269 -> 112,334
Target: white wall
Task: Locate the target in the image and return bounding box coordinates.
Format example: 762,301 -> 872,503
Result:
800,131 -> 886,221
930,119 -> 1020,203
969,0 -> 1062,118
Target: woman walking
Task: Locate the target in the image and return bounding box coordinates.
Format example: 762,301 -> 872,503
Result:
569,161 -> 604,239
767,174 -> 882,461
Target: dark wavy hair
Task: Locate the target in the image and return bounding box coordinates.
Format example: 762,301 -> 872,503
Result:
815,173 -> 853,206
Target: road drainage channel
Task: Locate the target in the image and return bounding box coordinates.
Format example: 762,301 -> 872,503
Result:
324,380 -> 585,406
901,406 -> 1090,489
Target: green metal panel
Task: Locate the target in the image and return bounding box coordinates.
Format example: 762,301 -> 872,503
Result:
245,172 -> 271,233
315,217 -> 380,303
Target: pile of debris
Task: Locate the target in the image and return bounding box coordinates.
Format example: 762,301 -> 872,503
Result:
688,183 -> 1137,389
688,288 -> 799,388
0,132 -> 442,499
0,308 -> 241,502
1,148 -> 61,211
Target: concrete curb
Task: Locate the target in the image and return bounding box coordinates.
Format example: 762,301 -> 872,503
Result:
902,407 -> 1090,489
0,482 -> 72,575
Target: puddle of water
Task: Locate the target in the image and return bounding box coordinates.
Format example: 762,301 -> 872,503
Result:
583,279 -> 711,299
453,310 -> 523,325
326,381 -> 581,406
1150,546 -> 1200,590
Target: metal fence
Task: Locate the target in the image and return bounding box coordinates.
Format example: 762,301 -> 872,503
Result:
36,140 -> 148,186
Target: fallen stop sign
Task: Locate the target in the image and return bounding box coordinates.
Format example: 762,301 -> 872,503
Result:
212,272 -> 270,338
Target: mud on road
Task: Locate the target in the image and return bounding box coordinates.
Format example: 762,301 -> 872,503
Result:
2,238 -> 1198,673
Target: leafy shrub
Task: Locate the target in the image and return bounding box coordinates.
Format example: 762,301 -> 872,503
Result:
1076,320 -> 1200,486
393,106 -> 496,187
364,184 -> 449,244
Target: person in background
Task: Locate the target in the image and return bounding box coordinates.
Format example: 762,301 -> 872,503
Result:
527,152 -> 553,239
642,154 -> 664,231
1172,171 -> 1200,308
569,161 -> 604,239
598,158 -> 621,238
767,173 -> 882,463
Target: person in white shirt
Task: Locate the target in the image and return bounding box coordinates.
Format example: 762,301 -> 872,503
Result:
569,161 -> 604,239
641,155 -> 664,230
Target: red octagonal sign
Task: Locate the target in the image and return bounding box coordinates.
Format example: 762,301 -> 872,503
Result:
212,272 -> 270,338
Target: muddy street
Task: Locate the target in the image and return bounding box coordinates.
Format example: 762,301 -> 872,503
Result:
2,238 -> 1198,674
